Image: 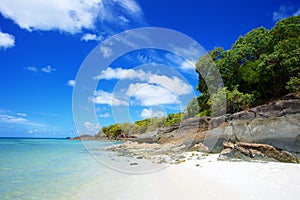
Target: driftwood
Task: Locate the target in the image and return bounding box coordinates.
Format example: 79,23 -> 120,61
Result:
221,141 -> 299,163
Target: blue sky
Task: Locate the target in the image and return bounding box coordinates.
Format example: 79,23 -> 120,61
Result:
0,0 -> 299,137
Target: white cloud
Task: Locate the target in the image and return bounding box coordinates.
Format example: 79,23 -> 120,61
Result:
273,6 -> 300,21
0,31 -> 15,49
0,0 -> 100,33
126,83 -> 178,106
0,0 -> 144,34
67,80 -> 76,87
81,33 -> 103,42
17,112 -> 27,117
28,129 -> 39,134
118,16 -> 130,24
25,66 -> 38,72
94,67 -> 149,80
98,112 -> 110,118
84,121 -> 100,132
0,112 -> 47,126
141,108 -> 165,119
0,114 -> 27,123
172,43 -> 201,62
180,60 -> 196,70
90,90 -> 128,106
99,46 -> 113,58
93,67 -> 193,106
116,0 -> 142,14
41,65 -> 56,73
164,52 -> 196,71
148,75 -> 193,96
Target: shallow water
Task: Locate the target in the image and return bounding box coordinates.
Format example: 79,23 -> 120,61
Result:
0,138 -> 120,200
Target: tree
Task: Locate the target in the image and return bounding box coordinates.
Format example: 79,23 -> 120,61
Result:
194,15 -> 300,116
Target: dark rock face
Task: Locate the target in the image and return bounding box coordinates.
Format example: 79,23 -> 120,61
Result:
249,99 -> 300,118
219,141 -> 299,163
133,98 -> 300,158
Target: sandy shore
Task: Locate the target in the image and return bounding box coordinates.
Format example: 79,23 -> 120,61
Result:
76,153 -> 300,200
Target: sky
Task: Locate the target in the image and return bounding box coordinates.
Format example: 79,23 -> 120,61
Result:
0,0 -> 299,138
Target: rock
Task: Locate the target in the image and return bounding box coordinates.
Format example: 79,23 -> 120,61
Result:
236,142 -> 298,163
105,95 -> 300,164
209,115 -> 227,129
281,93 -> 300,100
130,162 -> 138,165
226,113 -> 300,153
189,143 -> 209,152
174,159 -> 185,164
228,111 -> 256,121
249,99 -> 300,118
219,141 -> 299,163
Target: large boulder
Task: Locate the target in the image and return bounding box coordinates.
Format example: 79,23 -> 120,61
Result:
219,141 -> 299,163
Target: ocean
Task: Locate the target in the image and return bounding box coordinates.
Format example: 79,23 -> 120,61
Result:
0,138 -> 123,200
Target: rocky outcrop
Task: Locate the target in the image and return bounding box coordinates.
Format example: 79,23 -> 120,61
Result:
133,97 -> 300,158
70,134 -> 98,140
219,141 -> 299,163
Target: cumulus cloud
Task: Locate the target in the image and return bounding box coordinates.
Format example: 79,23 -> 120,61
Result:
0,0 -> 145,34
99,46 -> 113,58
0,31 -> 15,49
180,60 -> 196,70
25,66 -> 38,72
41,65 -> 56,73
81,33 -> 103,42
67,80 -> 76,87
90,90 -> 128,106
126,83 -> 178,106
273,5 -> 300,21
94,68 -> 193,96
92,67 -> 193,107
141,108 -> 165,118
94,67 -> 150,80
148,75 -> 193,95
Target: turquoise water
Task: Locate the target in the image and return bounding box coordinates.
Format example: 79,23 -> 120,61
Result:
0,138 -> 119,200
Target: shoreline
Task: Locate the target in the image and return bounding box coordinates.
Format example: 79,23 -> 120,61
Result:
76,153 -> 300,200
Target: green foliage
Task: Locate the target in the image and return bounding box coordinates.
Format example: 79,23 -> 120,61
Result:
184,97 -> 200,118
102,124 -> 123,139
164,113 -> 182,126
225,87 -> 254,113
195,15 -> 300,116
101,116 -> 169,139
134,118 -> 152,127
286,76 -> 300,93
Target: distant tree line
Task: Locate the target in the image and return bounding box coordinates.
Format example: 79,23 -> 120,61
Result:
99,114 -> 182,139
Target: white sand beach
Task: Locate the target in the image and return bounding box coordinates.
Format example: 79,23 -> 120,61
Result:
77,153 -> 300,200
